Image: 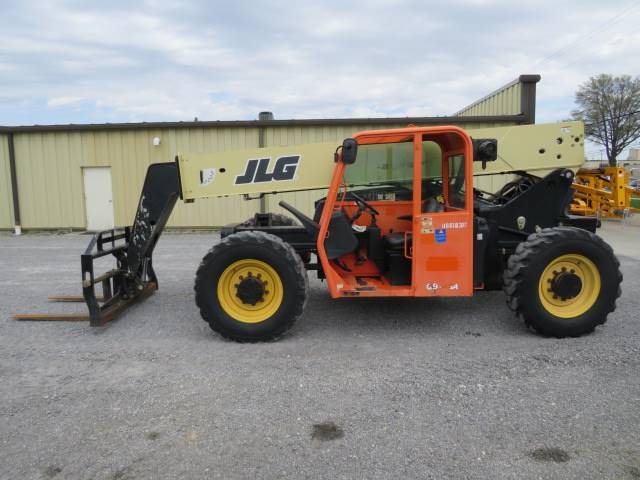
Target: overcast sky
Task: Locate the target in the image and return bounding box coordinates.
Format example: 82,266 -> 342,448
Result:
1,0 -> 638,156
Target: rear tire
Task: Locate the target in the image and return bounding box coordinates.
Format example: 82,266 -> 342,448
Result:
195,231 -> 308,342
503,227 -> 621,337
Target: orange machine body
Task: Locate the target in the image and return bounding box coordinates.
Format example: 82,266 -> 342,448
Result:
316,126 -> 475,299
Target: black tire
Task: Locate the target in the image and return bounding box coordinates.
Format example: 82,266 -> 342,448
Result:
240,213 -> 298,227
503,227 -> 622,337
195,231 -> 308,342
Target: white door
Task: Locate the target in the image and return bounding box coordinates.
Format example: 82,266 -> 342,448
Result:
83,167 -> 115,231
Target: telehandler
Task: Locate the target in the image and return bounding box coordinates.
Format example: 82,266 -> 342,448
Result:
16,122 -> 622,341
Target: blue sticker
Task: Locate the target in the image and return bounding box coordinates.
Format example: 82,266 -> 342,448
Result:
435,228 -> 447,243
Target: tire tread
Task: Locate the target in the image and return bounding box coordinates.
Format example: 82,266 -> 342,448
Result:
502,227 -> 622,337
194,231 -> 308,342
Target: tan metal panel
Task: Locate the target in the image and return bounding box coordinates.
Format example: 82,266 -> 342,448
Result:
40,126 -> 260,228
11,132 -> 80,228
468,121 -> 585,177
458,81 -> 522,117
14,133 -> 42,228
167,126 -> 262,227
66,132 -> 85,226
178,142 -> 338,199
0,134 -> 14,228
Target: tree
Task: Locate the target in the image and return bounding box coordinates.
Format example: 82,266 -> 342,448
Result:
571,74 -> 640,166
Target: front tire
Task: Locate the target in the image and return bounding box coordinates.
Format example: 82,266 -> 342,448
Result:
503,227 -> 622,337
195,231 -> 308,342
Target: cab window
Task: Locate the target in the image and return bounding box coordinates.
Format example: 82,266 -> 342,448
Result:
421,140 -> 444,211
447,154 -> 466,209
421,140 -> 466,211
343,140 -> 414,200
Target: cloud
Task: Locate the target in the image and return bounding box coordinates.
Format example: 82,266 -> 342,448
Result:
46,96 -> 85,107
0,0 -> 638,126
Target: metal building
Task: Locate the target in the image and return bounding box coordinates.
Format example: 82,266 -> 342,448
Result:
0,75 -> 540,232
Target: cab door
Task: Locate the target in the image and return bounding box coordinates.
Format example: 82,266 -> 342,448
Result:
411,131 -> 474,297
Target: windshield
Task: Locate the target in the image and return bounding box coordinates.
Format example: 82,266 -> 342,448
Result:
343,140 -> 442,188
343,141 -> 413,188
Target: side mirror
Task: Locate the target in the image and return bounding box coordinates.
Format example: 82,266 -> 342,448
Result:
341,138 -> 358,164
472,138 -> 498,170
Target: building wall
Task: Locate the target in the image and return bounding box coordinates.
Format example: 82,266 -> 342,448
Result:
6,127 -> 261,229
0,74 -> 540,230
0,121 -> 515,230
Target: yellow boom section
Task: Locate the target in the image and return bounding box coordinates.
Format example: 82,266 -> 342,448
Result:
468,121 -> 584,177
178,142 -> 337,200
177,121 -> 585,200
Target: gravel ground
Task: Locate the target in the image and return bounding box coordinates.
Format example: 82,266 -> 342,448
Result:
0,225 -> 638,480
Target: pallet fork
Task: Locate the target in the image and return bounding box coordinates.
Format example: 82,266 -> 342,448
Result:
14,163 -> 181,326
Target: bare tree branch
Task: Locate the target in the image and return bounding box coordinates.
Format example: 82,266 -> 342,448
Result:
572,74 -> 640,166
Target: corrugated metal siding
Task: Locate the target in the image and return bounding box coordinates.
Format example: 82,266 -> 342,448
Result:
0,134 -> 14,228
456,82 -> 522,117
4,120 -> 518,230
10,128 -> 262,229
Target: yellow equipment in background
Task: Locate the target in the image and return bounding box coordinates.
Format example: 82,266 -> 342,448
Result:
571,166 -> 640,218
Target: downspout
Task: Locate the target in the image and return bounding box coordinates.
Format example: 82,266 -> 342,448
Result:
258,111 -> 273,213
519,74 -> 541,125
7,132 -> 21,235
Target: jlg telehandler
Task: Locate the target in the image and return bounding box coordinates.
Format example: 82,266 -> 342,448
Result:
16,121 -> 622,341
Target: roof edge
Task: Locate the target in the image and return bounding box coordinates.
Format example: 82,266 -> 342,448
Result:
0,114 -> 527,134
453,74 -> 541,116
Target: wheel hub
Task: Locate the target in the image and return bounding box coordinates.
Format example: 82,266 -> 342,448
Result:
550,271 -> 582,300
235,274 -> 266,305
538,254 -> 601,319
217,259 -> 282,324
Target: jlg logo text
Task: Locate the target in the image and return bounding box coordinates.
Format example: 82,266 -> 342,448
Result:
235,156 -> 300,184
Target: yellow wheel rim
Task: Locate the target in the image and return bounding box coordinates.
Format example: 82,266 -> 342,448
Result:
217,259 -> 283,324
538,254 -> 601,318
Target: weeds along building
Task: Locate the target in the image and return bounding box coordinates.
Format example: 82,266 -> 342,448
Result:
0,75 -> 540,232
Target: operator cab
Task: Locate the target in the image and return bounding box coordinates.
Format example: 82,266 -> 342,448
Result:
314,127 -> 475,298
